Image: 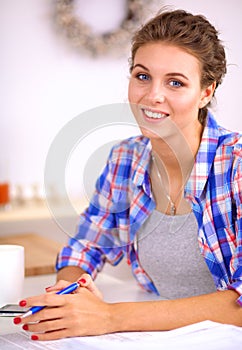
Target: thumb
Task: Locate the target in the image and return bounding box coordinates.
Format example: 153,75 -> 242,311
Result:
77,273 -> 103,299
45,279 -> 71,293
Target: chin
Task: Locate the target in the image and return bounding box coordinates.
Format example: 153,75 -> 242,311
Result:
139,126 -> 164,140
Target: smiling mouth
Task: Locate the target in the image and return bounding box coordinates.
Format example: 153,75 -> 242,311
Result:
142,109 -> 169,119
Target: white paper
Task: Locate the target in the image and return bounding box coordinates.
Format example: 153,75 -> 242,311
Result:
0,321 -> 241,350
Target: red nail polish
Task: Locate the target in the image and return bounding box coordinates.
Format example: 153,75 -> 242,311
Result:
13,317 -> 21,325
19,300 -> 27,307
45,285 -> 52,291
31,335 -> 39,341
22,324 -> 28,331
79,278 -> 86,284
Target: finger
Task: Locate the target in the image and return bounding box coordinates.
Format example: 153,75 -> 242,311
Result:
23,292 -> 69,315
45,279 -> 71,293
30,328 -> 70,341
77,273 -> 103,299
27,314 -> 94,340
24,311 -> 85,340
26,301 -> 67,323
23,316 -> 65,334
17,280 -> 74,314
14,296 -> 68,326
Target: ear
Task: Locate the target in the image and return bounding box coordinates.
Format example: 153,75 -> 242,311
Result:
199,81 -> 216,108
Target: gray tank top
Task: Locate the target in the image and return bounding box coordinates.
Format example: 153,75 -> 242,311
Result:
137,210 -> 216,299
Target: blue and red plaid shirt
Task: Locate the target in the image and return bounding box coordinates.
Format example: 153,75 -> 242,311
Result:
56,112 -> 242,306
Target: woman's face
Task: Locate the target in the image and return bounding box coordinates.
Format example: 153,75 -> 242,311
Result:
128,42 -> 213,140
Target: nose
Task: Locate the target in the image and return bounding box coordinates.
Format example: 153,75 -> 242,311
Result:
147,82 -> 165,104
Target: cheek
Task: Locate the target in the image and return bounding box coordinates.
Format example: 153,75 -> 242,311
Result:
175,93 -> 201,112
128,80 -> 142,103
129,101 -> 139,122
128,81 -> 135,103
127,84 -> 132,102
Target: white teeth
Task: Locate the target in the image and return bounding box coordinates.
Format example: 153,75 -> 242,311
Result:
143,109 -> 167,119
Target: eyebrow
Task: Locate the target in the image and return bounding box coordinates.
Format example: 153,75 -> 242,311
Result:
132,64 -> 149,71
132,64 -> 189,81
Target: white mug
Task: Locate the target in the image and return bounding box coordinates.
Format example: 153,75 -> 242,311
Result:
0,245 -> 25,306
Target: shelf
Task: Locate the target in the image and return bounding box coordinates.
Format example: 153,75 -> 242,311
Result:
0,198 -> 88,223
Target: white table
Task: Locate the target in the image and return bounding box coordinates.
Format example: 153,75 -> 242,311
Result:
1,268 -> 242,350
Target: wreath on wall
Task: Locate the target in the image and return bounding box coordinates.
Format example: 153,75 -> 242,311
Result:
54,0 -> 157,57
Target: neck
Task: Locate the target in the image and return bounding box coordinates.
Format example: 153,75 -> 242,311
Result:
150,121 -> 203,177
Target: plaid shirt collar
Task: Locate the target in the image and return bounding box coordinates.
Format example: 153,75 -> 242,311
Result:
185,112 -> 221,199
132,112 -> 222,200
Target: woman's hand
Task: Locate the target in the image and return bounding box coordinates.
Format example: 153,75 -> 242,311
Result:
46,273 -> 103,300
14,274 -> 113,340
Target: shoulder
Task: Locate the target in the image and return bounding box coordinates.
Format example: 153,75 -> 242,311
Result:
103,135 -> 151,182
217,126 -> 242,156
209,116 -> 242,174
109,135 -> 150,160
207,112 -> 242,153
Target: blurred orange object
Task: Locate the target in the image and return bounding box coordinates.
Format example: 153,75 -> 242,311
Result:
0,183 -> 10,206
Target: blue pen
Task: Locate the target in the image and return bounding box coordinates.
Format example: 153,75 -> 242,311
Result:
21,281 -> 81,319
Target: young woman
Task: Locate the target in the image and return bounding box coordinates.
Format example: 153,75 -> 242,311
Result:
15,9 -> 242,340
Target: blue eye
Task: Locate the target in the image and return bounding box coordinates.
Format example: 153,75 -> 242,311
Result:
169,80 -> 183,87
136,73 -> 150,81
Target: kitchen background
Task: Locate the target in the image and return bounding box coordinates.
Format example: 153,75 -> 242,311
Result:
0,0 -> 241,241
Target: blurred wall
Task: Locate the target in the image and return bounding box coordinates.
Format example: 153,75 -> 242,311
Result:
1,0 -> 241,201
